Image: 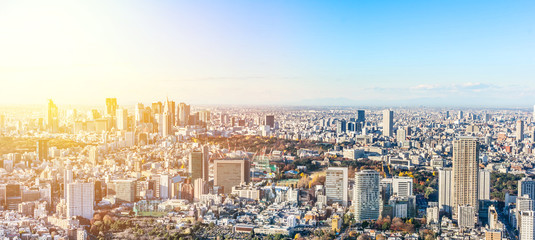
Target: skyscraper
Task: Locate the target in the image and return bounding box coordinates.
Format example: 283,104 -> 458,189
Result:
357,110 -> 365,123
189,146 -> 209,182
382,110 -> 393,137
265,115 -> 275,128
47,99 -> 59,133
520,211 -> 535,240
178,103 -> 190,126
519,177 -> 535,200
336,119 -> 346,135
452,137 -> 480,219
105,98 -> 117,117
479,169 -> 491,200
36,139 -> 48,162
517,120 -> 525,142
66,182 -> 94,220
353,170 -> 380,222
214,159 -> 250,194
116,108 -> 128,131
325,167 -> 348,206
439,168 -> 453,213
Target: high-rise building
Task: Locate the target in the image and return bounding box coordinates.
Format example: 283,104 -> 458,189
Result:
36,139 -> 49,162
357,110 -> 365,123
89,146 -> 98,165
198,110 -> 210,125
152,102 -> 163,115
105,98 -> 118,117
5,184 -> 21,210
396,128 -> 407,145
520,178 -> 535,200
382,110 -> 393,137
479,170 -> 491,200
47,99 -> 59,133
458,110 -> 464,120
517,120 -> 525,142
66,182 -> 94,220
392,177 -> 413,197
336,120 -> 346,135
458,205 -> 476,229
162,100 -> 173,136
193,178 -> 209,201
189,146 -> 209,182
178,103 -> 190,126
114,179 -> 136,203
488,205 -> 500,230
520,211 -> 535,240
265,115 -> 275,128
485,230 -> 502,240
64,166 -> 73,198
353,170 -> 380,222
159,174 -> 170,199
452,137 -> 479,219
517,195 -> 535,231
439,168 -> 453,213
214,159 -> 250,194
325,167 -> 348,206
135,103 -> 145,124
116,108 -> 128,131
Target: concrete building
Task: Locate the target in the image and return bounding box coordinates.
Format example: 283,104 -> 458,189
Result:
383,110 -> 393,137
115,180 -> 136,203
520,211 -> 535,240
325,167 -> 348,206
353,170 -> 380,222
392,177 -> 413,197
452,137 -> 479,219
519,177 -> 535,200
214,159 -> 250,194
517,120 -> 524,142
479,169 -> 491,200
458,205 -> 476,229
66,182 -> 94,220
439,168 -> 453,213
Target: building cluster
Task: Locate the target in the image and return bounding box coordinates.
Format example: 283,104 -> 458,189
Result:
0,100 -> 534,239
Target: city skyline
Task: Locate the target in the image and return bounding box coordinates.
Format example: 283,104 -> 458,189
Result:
1,0 -> 534,106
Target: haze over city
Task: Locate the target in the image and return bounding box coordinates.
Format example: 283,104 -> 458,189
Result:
1,0 -> 534,106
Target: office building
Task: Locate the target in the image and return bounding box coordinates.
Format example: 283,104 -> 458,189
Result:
336,119 -> 346,135
325,167 -> 348,206
189,146 -> 209,182
89,146 -> 98,165
47,99 -> 59,133
64,166 -> 73,198
115,180 -> 136,203
520,211 -> 535,240
392,177 -> 413,197
517,120 -> 525,142
520,178 -> 535,201
383,110 -> 393,137
178,103 -> 190,126
458,205 -> 476,229
5,184 -> 21,211
265,115 -> 275,128
105,98 -> 117,117
426,202 -> 439,224
36,139 -> 49,162
353,170 -> 380,222
214,159 -> 250,194
439,168 -> 453,213
357,110 -> 365,123
116,108 -> 128,131
452,137 -> 479,218
479,170 -> 491,200
66,182 -> 94,219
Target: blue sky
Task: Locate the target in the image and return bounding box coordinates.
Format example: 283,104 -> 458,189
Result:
0,0 -> 533,106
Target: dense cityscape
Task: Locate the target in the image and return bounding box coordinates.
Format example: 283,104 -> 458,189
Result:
0,98 -> 533,239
